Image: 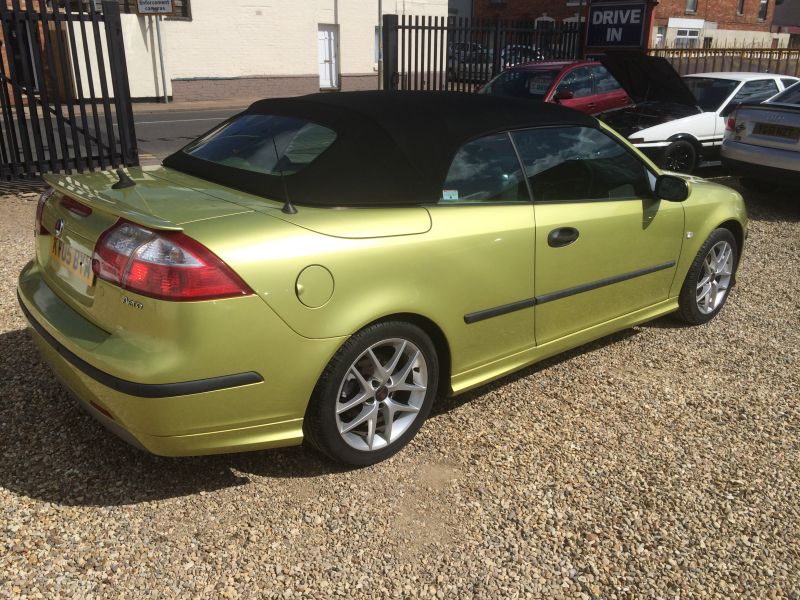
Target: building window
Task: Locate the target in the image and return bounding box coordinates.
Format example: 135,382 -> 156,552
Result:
703,36 -> 713,48
675,29 -> 701,47
535,15 -> 555,30
758,0 -> 769,20
737,0 -> 746,15
685,0 -> 698,13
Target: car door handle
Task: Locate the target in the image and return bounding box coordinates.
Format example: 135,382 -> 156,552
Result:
548,227 -> 580,248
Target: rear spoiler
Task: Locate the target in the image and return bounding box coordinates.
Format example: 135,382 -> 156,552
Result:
43,172 -> 182,231
736,101 -> 800,114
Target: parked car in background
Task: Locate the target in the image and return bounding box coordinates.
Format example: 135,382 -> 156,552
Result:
480,60 -> 632,115
18,92 -> 747,466
500,45 -> 544,69
721,81 -> 800,190
598,55 -> 799,173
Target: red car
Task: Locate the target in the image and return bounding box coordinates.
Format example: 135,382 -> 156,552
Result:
480,60 -> 632,115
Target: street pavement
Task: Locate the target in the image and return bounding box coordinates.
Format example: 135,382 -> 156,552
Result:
133,106 -> 245,164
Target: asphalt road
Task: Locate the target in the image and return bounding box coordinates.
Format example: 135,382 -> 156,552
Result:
133,107 -> 243,163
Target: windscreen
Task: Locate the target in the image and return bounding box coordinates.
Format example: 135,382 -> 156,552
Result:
184,114 -> 337,175
482,70 -> 561,101
683,77 -> 739,111
770,81 -> 800,106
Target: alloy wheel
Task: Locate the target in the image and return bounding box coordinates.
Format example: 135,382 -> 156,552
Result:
696,240 -> 733,315
665,145 -> 693,172
335,338 -> 428,452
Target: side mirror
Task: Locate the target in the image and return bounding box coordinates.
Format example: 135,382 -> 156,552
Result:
655,174 -> 690,202
554,89 -> 574,102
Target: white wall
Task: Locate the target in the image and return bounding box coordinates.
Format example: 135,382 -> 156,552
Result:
161,0 -> 448,79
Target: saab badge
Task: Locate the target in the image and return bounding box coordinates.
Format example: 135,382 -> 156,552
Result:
54,218 -> 65,238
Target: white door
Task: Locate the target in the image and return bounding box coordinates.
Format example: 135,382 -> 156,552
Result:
318,24 -> 339,89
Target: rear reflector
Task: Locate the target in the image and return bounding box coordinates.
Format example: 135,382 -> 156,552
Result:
93,221 -> 254,301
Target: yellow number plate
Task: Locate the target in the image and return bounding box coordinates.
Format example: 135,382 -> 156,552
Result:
50,237 -> 95,287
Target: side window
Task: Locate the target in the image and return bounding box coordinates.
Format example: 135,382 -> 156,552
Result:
440,133 -> 528,203
511,127 -> 652,202
730,79 -> 779,105
591,65 -> 622,93
555,67 -> 594,98
780,78 -> 798,90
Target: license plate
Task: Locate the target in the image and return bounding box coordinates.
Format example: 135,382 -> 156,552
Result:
50,237 -> 94,287
753,122 -> 800,141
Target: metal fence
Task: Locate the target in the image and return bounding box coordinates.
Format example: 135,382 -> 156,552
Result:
0,0 -> 137,179
648,47 -> 800,77
382,14 -> 582,92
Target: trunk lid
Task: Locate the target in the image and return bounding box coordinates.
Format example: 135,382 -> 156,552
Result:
730,103 -> 800,151
38,167 -> 253,322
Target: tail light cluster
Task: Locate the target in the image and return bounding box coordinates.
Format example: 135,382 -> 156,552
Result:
725,117 -> 736,132
35,188 -> 56,236
92,221 -> 254,301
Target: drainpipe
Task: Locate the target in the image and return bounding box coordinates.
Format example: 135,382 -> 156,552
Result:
155,15 -> 169,103
378,0 -> 383,89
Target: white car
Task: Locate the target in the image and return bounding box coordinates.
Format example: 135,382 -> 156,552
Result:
598,56 -> 798,173
721,81 -> 800,191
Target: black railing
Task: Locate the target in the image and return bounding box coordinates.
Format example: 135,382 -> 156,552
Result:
0,0 -> 137,179
382,15 -> 582,92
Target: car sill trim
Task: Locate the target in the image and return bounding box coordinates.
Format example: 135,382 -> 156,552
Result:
535,261 -> 676,305
463,261 -> 676,324
18,293 -> 264,398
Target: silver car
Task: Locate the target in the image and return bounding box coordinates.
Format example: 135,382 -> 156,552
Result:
721,81 -> 800,191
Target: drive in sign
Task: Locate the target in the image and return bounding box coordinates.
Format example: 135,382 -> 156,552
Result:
585,2 -> 647,48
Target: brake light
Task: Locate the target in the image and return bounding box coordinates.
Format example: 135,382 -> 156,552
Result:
92,221 -> 254,301
35,188 -> 56,236
726,117 -> 736,132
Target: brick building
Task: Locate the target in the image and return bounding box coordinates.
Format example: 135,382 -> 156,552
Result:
472,0 -> 790,46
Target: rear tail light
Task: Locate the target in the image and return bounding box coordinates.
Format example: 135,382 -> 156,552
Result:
92,221 -> 254,301
726,117 -> 736,132
35,188 -> 56,236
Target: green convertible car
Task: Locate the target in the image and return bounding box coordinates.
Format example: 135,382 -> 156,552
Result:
18,92 -> 747,466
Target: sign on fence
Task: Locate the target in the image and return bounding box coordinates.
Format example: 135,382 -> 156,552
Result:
584,0 -> 657,54
136,0 -> 175,15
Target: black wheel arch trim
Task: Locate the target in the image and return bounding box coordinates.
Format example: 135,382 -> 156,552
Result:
464,261 -> 676,324
18,293 -> 264,398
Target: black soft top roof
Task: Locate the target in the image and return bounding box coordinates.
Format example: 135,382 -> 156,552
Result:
164,91 -> 597,206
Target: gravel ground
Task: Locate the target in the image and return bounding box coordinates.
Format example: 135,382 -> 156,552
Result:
1,176 -> 798,599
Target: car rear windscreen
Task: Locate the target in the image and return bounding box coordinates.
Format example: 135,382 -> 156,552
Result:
482,70 -> 561,101
770,81 -> 800,106
184,114 -> 337,176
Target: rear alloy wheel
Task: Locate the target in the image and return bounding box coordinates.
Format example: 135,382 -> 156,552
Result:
677,228 -> 738,325
304,322 -> 438,466
662,140 -> 698,174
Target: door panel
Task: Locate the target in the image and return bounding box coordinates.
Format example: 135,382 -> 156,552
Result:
511,125 -> 685,344
533,199 -> 683,344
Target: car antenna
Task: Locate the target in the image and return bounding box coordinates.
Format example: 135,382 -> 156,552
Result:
112,167 -> 136,190
271,136 -> 297,214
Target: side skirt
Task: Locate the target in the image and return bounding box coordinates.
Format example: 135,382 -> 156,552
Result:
449,297 -> 679,396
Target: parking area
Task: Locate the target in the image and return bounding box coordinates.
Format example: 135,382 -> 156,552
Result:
0,175 -> 798,598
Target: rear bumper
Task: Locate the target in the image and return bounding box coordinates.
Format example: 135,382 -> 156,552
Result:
17,261 -> 344,456
721,140 -> 800,184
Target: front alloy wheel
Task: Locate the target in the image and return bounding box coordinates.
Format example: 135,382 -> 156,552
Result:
662,140 -> 698,174
677,228 -> 738,325
305,322 -> 438,466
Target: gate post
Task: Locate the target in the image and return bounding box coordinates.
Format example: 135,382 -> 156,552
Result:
102,0 -> 138,167
382,14 -> 399,91
492,16 -> 502,78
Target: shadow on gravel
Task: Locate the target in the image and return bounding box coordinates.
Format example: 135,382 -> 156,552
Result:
431,328 -> 640,419
704,173 -> 800,223
0,328 -> 347,507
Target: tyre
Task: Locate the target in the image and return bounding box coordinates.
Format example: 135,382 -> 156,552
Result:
662,140 -> 698,174
304,321 -> 439,466
740,177 -> 777,193
676,228 -> 738,325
